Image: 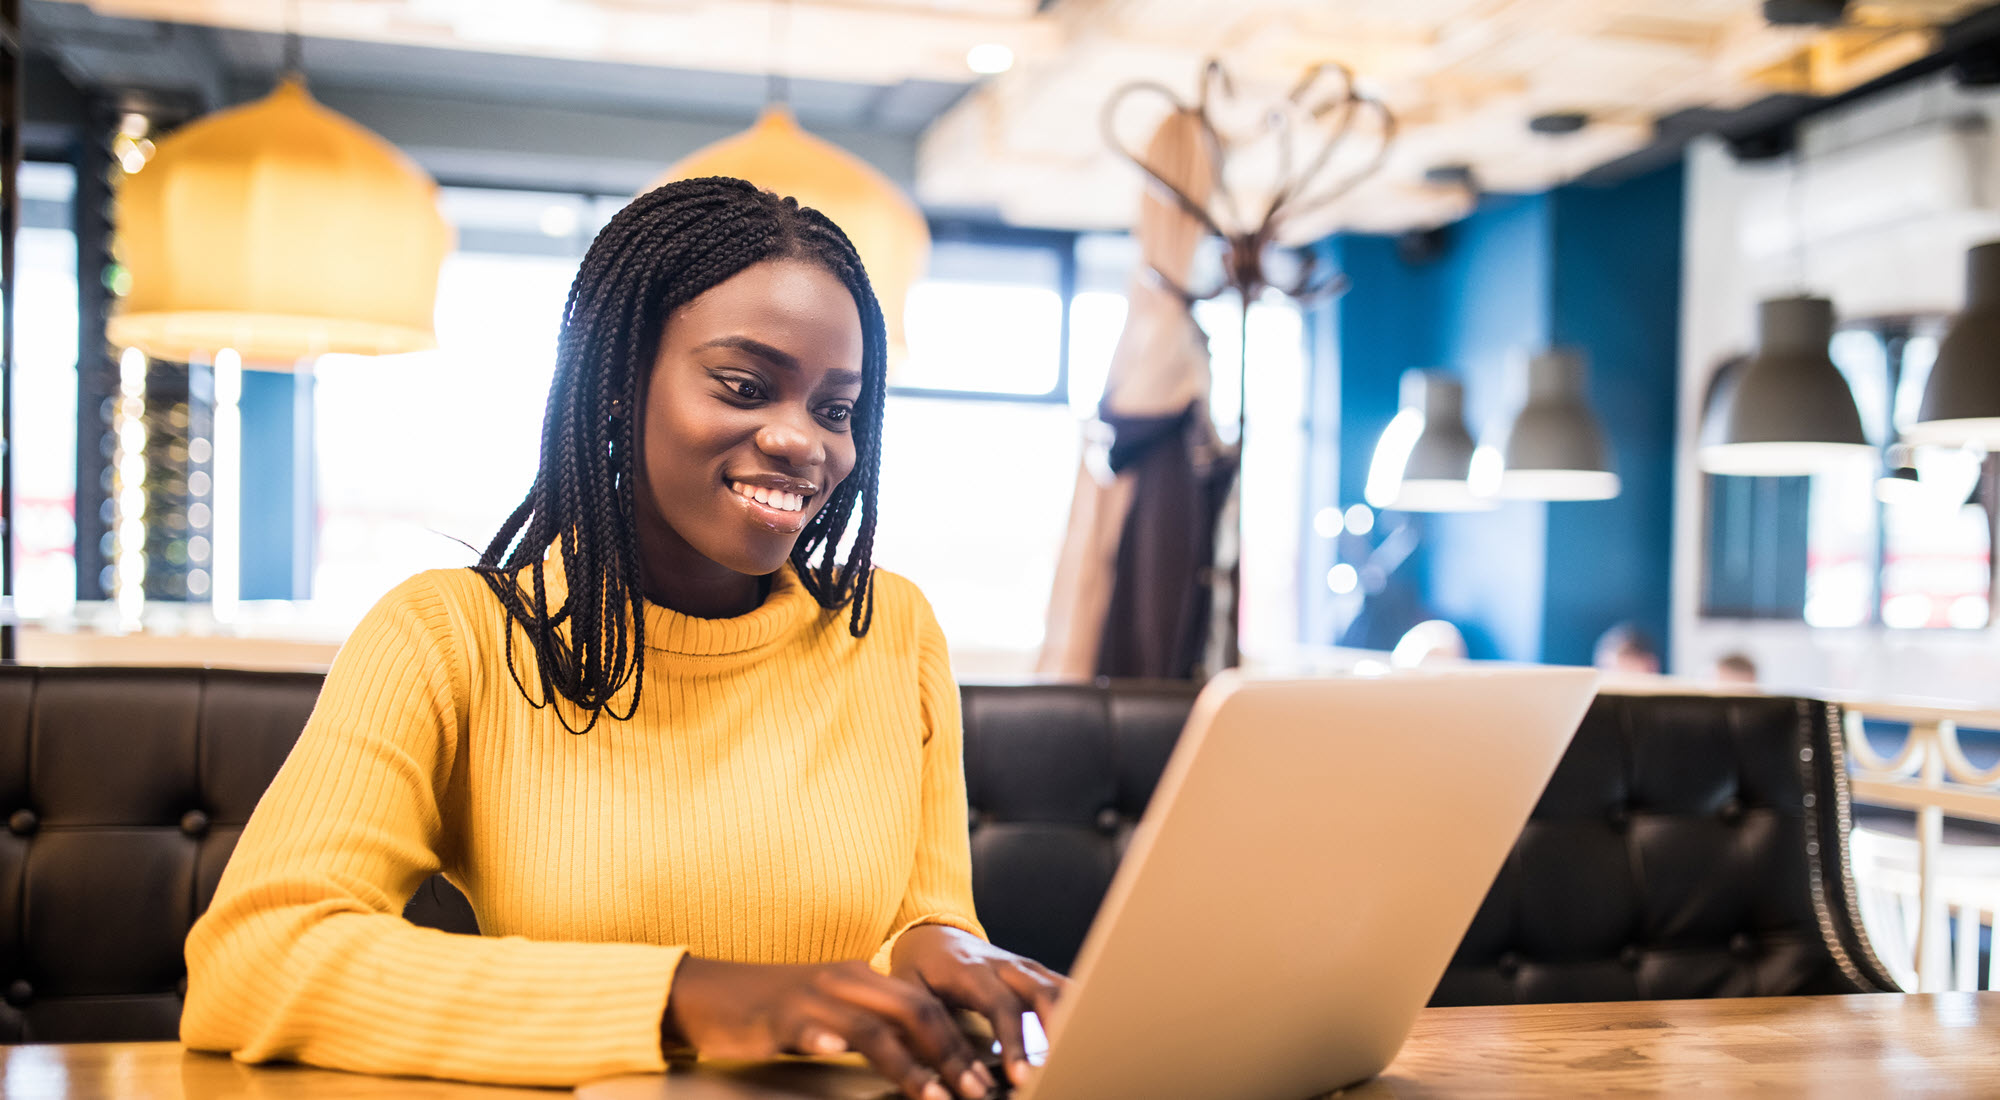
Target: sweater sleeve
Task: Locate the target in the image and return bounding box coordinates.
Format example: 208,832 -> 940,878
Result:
181,574 -> 684,1088
872,586 -> 988,972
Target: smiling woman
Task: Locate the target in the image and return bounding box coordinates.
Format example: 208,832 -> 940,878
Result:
180,178 -> 1061,1100
636,273 -> 865,601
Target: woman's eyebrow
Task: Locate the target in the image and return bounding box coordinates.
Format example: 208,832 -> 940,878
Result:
693,335 -> 861,388
693,334 -> 799,371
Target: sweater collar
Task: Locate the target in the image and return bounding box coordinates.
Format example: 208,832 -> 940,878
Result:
531,543 -> 822,657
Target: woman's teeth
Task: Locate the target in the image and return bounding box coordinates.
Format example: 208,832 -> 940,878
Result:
731,482 -> 806,513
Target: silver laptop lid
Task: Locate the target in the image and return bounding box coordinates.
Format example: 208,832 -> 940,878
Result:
1022,666 -> 1598,1100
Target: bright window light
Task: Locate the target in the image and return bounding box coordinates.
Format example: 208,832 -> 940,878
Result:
900,281 -> 1061,395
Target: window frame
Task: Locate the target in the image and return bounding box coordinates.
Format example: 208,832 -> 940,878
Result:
889,219 -> 1078,406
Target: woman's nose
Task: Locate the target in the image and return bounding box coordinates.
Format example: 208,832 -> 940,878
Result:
755,409 -> 825,469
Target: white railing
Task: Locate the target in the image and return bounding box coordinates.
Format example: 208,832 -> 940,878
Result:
1841,699 -> 2000,993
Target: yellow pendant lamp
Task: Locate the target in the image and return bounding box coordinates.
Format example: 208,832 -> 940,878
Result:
109,77 -> 454,365
655,105 -> 928,366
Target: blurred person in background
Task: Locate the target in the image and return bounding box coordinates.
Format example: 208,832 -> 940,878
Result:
1714,652 -> 1759,687
1593,623 -> 1661,677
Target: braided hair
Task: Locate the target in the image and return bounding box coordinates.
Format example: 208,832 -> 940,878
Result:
473,176 -> 887,734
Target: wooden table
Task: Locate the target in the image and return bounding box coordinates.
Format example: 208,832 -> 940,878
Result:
3,993 -> 1995,1098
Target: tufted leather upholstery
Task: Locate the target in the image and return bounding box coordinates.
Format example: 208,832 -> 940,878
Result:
0,667 -> 1894,1044
960,682 -> 1197,974
957,683 -> 1896,1000
0,666 -> 474,1043
1431,693 -> 1897,1003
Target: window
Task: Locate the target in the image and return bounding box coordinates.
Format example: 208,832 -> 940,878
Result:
898,239 -> 1067,397
1863,324 -> 1991,629
11,163 -> 80,619
312,249 -> 576,615
874,230 -> 1080,668
1701,318 -> 1992,630
311,187 -> 615,620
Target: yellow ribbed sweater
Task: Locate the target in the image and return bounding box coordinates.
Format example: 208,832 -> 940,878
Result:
181,558 -> 984,1088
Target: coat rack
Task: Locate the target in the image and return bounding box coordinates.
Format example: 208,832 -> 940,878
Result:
1101,59 -> 1396,668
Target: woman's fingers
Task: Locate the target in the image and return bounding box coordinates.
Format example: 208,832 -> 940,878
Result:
780,992 -> 952,1100
996,957 -> 1067,1020
953,971 -> 1032,1087
841,1011 -> 946,1100
817,966 -> 993,1099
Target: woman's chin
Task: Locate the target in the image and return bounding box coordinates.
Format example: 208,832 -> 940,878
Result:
704,540 -> 798,581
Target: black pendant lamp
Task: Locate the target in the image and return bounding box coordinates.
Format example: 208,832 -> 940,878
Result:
1475,348 -> 1619,501
1876,461 -> 1923,505
1907,242 -> 2000,450
1698,296 -> 1871,475
1365,370 -> 1494,512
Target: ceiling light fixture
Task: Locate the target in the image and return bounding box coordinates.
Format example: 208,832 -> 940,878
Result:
1763,0 -> 1849,26
109,75 -> 454,363
1698,296 -> 1872,475
966,43 -> 1014,75
659,108 -> 929,366
1875,461 -> 1922,505
1366,371 -> 1496,512
1473,347 -> 1620,501
659,0 -> 929,365
1906,241 -> 2000,450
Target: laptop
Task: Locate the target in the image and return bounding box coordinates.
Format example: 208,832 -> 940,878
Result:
583,665 -> 1599,1100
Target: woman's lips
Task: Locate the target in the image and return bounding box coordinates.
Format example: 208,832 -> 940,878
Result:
727,479 -> 813,533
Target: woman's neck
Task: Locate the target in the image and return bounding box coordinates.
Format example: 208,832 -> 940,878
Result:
636,529 -> 770,620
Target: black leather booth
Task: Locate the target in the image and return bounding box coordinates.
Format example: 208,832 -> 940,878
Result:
965,684 -> 1896,1000
0,666 -> 1895,1043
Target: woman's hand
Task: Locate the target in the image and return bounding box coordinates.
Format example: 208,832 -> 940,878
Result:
890,925 -> 1068,1089
664,956 -> 998,1100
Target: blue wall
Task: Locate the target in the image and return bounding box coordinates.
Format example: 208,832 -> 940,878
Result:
1304,164 -> 1683,666
239,369 -> 316,600
1424,194 -> 1552,663
1544,166 -> 1684,666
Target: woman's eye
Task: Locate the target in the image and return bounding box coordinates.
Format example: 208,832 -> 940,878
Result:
727,378 -> 766,400
822,404 -> 852,423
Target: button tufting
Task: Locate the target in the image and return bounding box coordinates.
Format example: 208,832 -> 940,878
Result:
1802,793 -> 1817,809
1496,952 -> 1523,979
179,810 -> 210,838
6,809 -> 35,837
1607,804 -> 1631,831
1095,808 -> 1122,835
1719,797 -> 1744,823
1619,944 -> 1643,969
1730,933 -> 1755,960
4,979 -> 29,1008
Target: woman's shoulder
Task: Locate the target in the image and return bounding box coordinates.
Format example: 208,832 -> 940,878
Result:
860,568 -> 939,631
359,566 -> 501,617
864,567 -> 925,612
343,567 -> 515,657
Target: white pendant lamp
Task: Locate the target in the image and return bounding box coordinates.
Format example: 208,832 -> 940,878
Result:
1366,371 -> 1496,512
1698,296 -> 1872,476
109,77 -> 454,364
655,105 -> 929,366
1472,348 -> 1620,501
1906,241 -> 2000,450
